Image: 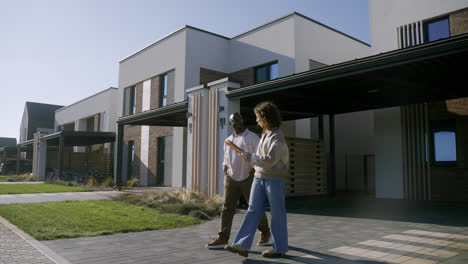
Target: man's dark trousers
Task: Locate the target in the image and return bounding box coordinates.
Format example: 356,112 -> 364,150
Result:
218,172 -> 270,241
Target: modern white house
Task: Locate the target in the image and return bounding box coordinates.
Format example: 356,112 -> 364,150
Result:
116,12 -> 373,192
55,87 -> 119,153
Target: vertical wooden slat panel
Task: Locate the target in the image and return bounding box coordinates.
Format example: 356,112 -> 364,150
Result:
402,106 -> 407,199
424,103 -> 431,200
418,104 -> 425,200
415,104 -> 420,200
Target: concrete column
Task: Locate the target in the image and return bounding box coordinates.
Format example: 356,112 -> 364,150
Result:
32,132 -> 47,181
74,119 -> 87,152
206,78 -> 240,196
140,79 -> 151,186
186,84 -> 210,193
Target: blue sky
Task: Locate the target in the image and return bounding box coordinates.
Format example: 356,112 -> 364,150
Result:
0,0 -> 370,140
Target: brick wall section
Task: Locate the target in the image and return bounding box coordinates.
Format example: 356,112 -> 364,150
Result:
450,8 -> 468,36
148,126 -> 173,185
229,68 -> 255,87
150,76 -> 161,109
199,67 -> 255,88
135,83 -> 143,114
199,68 -> 229,85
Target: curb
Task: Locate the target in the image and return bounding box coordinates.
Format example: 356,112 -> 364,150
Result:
0,216 -> 72,264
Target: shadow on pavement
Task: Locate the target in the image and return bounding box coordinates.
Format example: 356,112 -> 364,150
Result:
284,193 -> 468,227
241,245 -> 385,263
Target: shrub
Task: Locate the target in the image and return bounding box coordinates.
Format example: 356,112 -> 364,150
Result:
101,177 -> 114,187
113,189 -> 223,220
86,176 -> 98,187
125,178 -> 139,187
8,173 -> 36,182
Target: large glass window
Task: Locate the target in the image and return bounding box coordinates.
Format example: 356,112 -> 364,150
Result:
429,119 -> 457,166
126,86 -> 137,115
160,73 -> 168,107
424,16 -> 450,43
255,62 -> 278,83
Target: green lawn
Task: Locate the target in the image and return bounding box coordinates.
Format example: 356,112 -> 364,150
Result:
0,200 -> 201,240
0,175 -> 9,182
0,183 -> 90,194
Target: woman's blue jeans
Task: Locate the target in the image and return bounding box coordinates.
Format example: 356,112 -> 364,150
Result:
233,177 -> 288,253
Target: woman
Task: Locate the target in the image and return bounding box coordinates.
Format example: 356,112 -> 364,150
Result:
225,101 -> 289,258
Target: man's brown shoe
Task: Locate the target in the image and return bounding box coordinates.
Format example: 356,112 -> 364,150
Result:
206,237 -> 227,249
225,244 -> 249,257
257,231 -> 271,246
261,248 -> 285,258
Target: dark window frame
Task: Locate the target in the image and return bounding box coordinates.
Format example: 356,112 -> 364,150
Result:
428,119 -> 457,167
254,61 -> 278,84
423,15 -> 450,43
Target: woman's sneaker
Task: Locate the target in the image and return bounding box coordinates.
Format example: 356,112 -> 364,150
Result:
261,248 -> 285,258
225,244 -> 249,257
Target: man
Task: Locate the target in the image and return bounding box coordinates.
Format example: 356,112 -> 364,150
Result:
206,112 -> 271,249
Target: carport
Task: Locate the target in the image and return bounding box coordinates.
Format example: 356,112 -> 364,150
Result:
21,131 -> 115,180
226,33 -> 468,196
115,101 -> 188,187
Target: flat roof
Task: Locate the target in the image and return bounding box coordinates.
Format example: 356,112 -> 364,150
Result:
118,101 -> 188,127
227,33 -> 468,122
56,87 -> 117,113
120,12 -> 369,63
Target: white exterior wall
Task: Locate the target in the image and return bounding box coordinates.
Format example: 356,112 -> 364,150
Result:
369,0 -> 468,54
230,16 -> 296,76
294,15 -> 371,73
374,107 -> 404,199
55,88 -> 118,133
184,28 -> 229,88
118,29 -> 187,105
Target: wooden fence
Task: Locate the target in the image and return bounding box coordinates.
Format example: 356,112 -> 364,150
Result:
46,151 -> 113,178
285,137 -> 327,197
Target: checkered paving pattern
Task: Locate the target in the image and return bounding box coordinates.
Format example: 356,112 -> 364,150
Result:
0,220 -> 54,264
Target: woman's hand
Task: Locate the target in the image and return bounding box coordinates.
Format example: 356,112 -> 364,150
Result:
238,150 -> 251,162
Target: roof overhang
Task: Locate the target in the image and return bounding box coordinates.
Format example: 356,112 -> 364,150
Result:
117,101 -> 188,127
227,33 -> 468,121
41,131 -> 116,146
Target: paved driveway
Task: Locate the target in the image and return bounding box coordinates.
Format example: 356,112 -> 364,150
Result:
42,197 -> 468,264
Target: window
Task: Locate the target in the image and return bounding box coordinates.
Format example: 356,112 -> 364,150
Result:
255,62 -> 278,83
160,73 -> 168,107
127,141 -> 135,179
124,86 -> 136,115
157,137 -> 165,185
429,119 -> 457,166
424,16 -> 450,43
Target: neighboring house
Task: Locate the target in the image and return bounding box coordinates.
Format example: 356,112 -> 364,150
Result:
54,87 -> 118,153
19,102 -> 64,144
369,0 -> 468,201
0,137 -> 16,148
117,12 -> 372,188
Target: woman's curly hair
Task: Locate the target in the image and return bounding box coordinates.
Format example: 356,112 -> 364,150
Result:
254,101 -> 282,130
